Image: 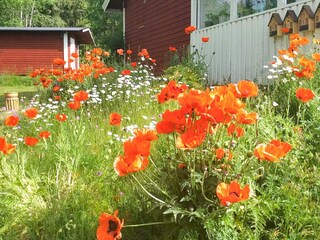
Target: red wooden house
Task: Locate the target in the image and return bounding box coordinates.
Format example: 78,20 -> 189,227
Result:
0,27 -> 94,75
102,0 -> 191,72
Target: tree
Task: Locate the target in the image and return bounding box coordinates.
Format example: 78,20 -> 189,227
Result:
85,0 -> 123,51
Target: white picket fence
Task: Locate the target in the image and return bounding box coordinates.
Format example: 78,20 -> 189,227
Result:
191,0 -> 320,84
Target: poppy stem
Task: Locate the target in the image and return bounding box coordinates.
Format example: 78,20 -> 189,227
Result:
123,221 -> 170,228
131,175 -> 166,204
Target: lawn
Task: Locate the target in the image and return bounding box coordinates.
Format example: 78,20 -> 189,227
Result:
0,35 -> 319,240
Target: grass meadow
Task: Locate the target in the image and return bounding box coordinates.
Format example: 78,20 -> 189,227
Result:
0,34 -> 320,240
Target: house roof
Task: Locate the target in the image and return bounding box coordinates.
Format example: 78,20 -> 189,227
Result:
284,10 -> 298,22
102,0 -> 122,11
298,5 -> 314,18
0,27 -> 94,45
268,13 -> 282,26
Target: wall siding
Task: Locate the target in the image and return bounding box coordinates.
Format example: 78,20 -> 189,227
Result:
191,0 -> 317,84
0,32 -> 64,75
125,0 -> 191,72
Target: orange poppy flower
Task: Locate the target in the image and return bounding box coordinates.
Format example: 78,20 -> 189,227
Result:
254,140 -> 291,162
24,108 -> 38,119
281,27 -> 289,33
117,49 -> 124,55
54,95 -> 61,101
92,48 -> 103,55
24,137 -> 39,146
134,128 -> 158,142
176,130 -> 206,150
53,58 -> 66,65
126,49 -> 132,55
71,52 -> 79,58
216,180 -> 250,206
151,59 -> 156,63
52,85 -> 61,92
0,138 -> 16,155
0,137 -> 5,151
39,131 -> 51,139
2,143 -> 16,155
96,210 -> 124,240
235,109 -> 258,124
121,69 -> 131,75
124,138 -> 151,157
56,113 -> 67,122
157,80 -> 188,103
4,115 -> 19,127
296,88 -> 315,103
227,123 -> 244,138
232,80 -> 259,98
73,90 -> 89,102
109,113 -> 122,126
312,53 -> 320,61
68,101 -> 81,110
202,37 -> 209,42
156,120 -> 175,134
215,148 -> 225,160
169,46 -> 177,52
114,154 -> 149,176
185,25 -> 196,34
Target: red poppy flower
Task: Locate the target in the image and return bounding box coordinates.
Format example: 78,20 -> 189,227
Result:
68,101 -> 81,110
121,69 -> 131,76
282,27 -> 290,34
131,62 -> 137,67
24,108 -> 38,119
96,210 -> 124,240
295,88 -> 315,103
39,131 -> 51,139
4,115 -> 19,127
109,113 -> 122,126
202,37 -> 209,42
178,163 -> 187,169
73,90 -> 89,102
216,180 -> 250,206
24,137 -> 39,146
56,113 -> 67,122
126,49 -> 132,55
169,46 -> 177,52
185,25 -> 196,34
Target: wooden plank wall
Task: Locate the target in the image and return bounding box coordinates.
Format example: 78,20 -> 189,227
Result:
191,0 -> 318,84
0,32 -> 64,75
125,0 -> 191,73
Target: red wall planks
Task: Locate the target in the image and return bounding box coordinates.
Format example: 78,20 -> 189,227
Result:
124,0 -> 191,73
0,31 -> 64,75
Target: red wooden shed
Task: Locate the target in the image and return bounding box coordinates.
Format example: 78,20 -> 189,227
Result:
102,0 -> 191,72
0,27 -> 94,75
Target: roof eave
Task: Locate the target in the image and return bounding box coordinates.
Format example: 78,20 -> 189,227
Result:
102,0 -> 122,12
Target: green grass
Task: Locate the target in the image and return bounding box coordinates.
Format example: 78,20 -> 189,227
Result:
0,75 -> 37,107
0,47 -> 319,239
